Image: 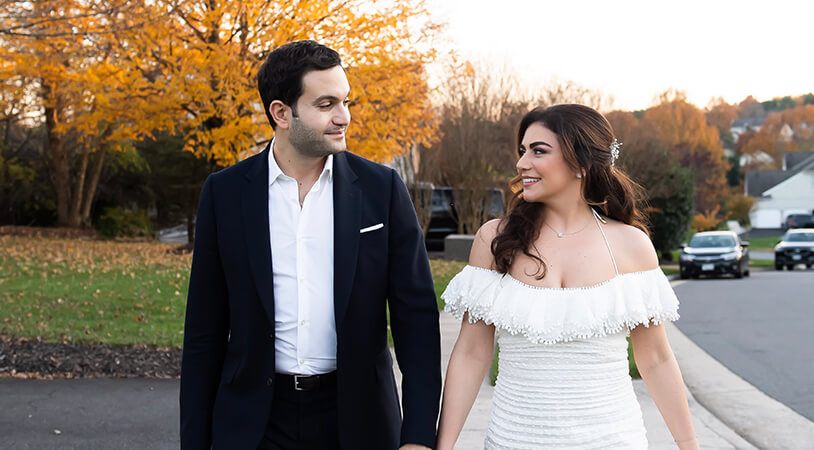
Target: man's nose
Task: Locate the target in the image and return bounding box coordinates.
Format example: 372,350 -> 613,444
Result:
334,103 -> 350,126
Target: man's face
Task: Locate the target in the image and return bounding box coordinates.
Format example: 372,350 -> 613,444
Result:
289,65 -> 351,158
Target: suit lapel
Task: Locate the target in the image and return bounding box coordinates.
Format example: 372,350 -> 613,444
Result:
332,152 -> 361,329
242,143 -> 276,326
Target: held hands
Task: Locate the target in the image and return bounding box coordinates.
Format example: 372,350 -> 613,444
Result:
400,445 -> 431,450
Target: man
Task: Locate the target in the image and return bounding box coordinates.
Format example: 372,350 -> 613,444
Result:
180,40 -> 441,450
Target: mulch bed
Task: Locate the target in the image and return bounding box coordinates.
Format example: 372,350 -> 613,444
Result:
0,335 -> 181,379
0,225 -> 100,239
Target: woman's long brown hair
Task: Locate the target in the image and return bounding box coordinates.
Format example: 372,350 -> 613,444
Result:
491,104 -> 649,279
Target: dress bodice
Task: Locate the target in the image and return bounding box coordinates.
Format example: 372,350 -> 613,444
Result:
441,264 -> 680,345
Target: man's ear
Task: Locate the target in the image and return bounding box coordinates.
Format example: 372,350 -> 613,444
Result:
269,100 -> 291,130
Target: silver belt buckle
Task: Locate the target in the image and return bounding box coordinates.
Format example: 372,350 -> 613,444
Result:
294,375 -> 305,391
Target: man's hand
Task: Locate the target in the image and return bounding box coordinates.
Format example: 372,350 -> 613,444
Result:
400,445 -> 431,450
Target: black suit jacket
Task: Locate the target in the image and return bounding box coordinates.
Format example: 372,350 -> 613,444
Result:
180,147 -> 441,450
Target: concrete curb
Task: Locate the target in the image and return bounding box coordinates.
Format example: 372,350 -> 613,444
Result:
667,280 -> 814,450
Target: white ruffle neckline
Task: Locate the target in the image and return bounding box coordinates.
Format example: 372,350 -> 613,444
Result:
441,265 -> 680,345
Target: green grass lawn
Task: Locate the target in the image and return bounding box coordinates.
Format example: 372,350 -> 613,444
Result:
0,235 -> 468,348
0,236 -> 191,347
745,234 -> 782,251
3,235 -> 648,379
751,258 -> 775,268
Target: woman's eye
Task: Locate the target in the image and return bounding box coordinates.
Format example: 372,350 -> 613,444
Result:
518,148 -> 526,156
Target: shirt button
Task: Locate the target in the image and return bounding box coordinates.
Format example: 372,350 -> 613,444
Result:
266,377 -> 273,386
298,359 -> 304,365
300,320 -> 306,326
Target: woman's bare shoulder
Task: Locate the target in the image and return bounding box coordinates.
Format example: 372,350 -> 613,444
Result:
602,219 -> 659,273
469,219 -> 502,270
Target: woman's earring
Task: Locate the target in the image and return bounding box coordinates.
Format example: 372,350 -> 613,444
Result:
576,173 -> 583,179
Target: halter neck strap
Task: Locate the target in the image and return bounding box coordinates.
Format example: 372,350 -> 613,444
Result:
592,208 -> 619,276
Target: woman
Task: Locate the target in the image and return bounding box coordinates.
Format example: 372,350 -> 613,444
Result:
436,104 -> 698,449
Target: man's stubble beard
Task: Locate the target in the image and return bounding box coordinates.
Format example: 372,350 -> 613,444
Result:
289,116 -> 346,158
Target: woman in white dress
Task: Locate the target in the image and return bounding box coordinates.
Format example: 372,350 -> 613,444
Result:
436,104 -> 699,449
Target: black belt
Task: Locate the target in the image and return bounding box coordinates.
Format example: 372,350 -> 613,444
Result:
276,371 -> 337,392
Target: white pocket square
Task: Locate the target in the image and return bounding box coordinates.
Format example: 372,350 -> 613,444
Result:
360,223 -> 384,234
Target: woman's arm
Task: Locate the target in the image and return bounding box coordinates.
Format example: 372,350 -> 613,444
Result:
631,324 -> 698,450
436,316 -> 495,450
436,220 -> 500,450
615,223 -> 698,449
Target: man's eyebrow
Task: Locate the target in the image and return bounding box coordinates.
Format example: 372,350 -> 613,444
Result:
312,95 -> 347,104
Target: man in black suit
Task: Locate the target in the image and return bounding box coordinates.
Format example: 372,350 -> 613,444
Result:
180,40 -> 441,449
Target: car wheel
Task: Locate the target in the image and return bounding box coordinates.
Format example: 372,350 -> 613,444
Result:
786,264 -> 795,271
735,269 -> 743,279
679,271 -> 689,280
775,264 -> 783,270
745,269 -> 750,277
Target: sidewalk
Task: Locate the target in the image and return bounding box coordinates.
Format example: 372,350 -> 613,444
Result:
393,312 -> 756,449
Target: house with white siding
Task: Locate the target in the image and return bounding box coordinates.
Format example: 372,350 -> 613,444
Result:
746,152 -> 814,229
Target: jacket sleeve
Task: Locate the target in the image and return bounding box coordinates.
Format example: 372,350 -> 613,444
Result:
180,175 -> 230,450
386,170 -> 442,448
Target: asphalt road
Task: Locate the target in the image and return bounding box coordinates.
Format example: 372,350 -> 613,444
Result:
0,378 -> 178,449
673,268 -> 814,421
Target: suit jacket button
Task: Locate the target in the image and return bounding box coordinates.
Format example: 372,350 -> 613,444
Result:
267,377 -> 273,386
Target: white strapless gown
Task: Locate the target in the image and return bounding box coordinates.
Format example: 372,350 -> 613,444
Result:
442,265 -> 680,449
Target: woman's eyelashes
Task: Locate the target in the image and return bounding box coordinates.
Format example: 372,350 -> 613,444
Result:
519,146 -> 548,157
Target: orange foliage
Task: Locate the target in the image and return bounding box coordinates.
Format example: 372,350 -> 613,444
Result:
692,205 -> 722,232
116,0 -> 441,165
1,0 -> 441,166
608,91 -> 730,214
738,105 -> 814,167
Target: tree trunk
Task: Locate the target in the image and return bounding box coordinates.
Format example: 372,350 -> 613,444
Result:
68,145 -> 91,227
186,190 -> 196,245
80,148 -> 107,226
43,81 -> 71,226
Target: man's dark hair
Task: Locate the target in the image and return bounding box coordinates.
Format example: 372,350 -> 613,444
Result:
257,40 -> 342,129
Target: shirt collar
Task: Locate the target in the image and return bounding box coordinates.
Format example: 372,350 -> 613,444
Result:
268,137 -> 334,186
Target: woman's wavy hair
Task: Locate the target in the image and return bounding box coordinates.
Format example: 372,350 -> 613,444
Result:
491,104 -> 649,279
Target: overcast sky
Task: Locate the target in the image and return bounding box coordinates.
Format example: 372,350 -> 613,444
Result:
426,0 -> 812,111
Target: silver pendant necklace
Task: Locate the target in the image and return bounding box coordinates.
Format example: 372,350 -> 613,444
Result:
543,218 -> 592,238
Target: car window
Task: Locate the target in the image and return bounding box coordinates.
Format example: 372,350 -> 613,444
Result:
785,232 -> 814,242
689,235 -> 737,248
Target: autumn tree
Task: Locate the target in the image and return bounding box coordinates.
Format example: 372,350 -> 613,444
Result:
423,62 -> 610,234
421,63 -> 521,234
641,90 -> 729,215
607,111 -> 693,260
1,0 -> 170,227
706,97 -> 738,149
738,104 -> 814,167
112,0 -> 441,167
2,0 -> 441,229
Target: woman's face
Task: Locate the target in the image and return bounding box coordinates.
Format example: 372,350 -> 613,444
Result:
516,122 -> 580,203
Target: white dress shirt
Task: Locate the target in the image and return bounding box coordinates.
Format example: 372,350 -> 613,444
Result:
268,140 -> 336,375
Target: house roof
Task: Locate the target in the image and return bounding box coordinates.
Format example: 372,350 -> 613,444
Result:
732,117 -> 765,129
746,152 -> 814,196
784,151 -> 814,170
746,171 -> 793,196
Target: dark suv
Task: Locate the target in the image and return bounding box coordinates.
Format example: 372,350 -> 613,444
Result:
783,213 -> 814,231
679,231 -> 750,279
774,228 -> 814,270
424,187 -> 505,250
